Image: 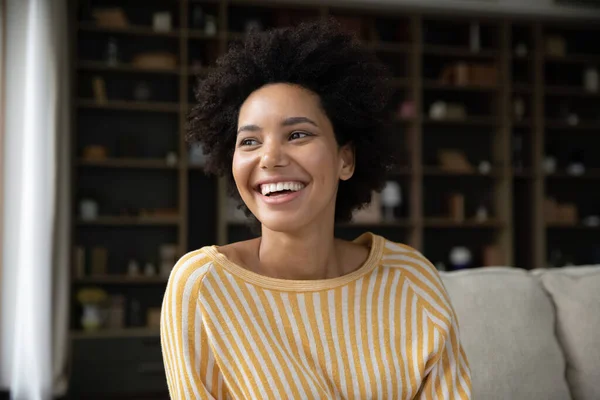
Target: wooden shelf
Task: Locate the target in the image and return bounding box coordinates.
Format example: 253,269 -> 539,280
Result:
423,167 -> 501,177
188,66 -> 218,76
77,216 -> 180,226
78,60 -> 180,75
545,53 -> 600,64
546,222 -> 600,230
187,30 -> 224,40
367,41 -> 411,53
78,23 -> 180,38
545,169 -> 600,179
74,276 -> 168,284
77,99 -> 180,113
512,83 -> 533,93
545,86 -> 600,97
71,328 -> 160,340
513,169 -> 535,179
424,218 -> 504,228
423,45 -> 498,58
512,119 -> 533,128
422,116 -> 498,126
422,80 -> 498,92
78,158 -> 179,169
544,120 -> 600,131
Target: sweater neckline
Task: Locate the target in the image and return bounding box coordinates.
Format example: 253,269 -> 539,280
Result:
203,232 -> 384,292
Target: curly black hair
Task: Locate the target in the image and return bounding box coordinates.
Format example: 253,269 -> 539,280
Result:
187,17 -> 398,224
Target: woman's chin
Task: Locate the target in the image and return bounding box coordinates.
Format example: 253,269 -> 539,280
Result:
257,213 -> 306,234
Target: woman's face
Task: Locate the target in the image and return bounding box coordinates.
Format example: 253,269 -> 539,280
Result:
233,83 -> 355,233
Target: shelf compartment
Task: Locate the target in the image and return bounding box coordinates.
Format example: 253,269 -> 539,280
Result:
422,116 -> 498,126
70,328 -> 160,340
77,216 -> 181,226
545,86 -> 600,97
78,23 -> 181,38
74,276 -> 168,285
423,167 -> 502,177
423,45 -> 499,59
424,218 -> 504,228
78,158 -> 179,169
78,60 -> 180,75
77,99 -> 180,113
422,80 -> 498,92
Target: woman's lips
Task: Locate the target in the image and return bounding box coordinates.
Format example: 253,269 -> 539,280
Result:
257,186 -> 305,205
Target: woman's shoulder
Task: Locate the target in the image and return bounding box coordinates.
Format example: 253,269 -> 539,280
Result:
378,235 -> 454,316
166,246 -> 217,286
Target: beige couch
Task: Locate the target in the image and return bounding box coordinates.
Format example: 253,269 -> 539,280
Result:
439,265 -> 600,400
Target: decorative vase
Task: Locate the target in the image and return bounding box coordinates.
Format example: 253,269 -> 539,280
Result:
81,304 -> 102,331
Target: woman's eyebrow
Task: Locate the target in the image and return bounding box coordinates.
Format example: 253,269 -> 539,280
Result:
237,124 -> 260,135
237,116 -> 318,135
281,116 -> 318,127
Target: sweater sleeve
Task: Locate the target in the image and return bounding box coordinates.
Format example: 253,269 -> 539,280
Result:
416,309 -> 472,399
160,252 -> 231,399
401,251 -> 472,399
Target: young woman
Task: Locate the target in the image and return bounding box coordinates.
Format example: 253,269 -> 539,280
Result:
160,19 -> 471,399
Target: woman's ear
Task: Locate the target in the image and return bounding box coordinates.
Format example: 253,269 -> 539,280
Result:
339,143 -> 355,181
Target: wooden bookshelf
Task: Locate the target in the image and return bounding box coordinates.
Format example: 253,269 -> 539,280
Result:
70,0 -> 600,340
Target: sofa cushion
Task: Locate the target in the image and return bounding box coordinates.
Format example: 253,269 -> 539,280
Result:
534,266 -> 600,400
440,267 -> 571,400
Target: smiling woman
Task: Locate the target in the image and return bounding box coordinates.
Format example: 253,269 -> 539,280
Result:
160,18 -> 472,399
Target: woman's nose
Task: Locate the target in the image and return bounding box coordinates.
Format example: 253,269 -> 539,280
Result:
259,139 -> 287,169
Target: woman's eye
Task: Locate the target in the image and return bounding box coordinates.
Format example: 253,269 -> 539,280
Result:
239,138 -> 258,146
289,131 -> 309,140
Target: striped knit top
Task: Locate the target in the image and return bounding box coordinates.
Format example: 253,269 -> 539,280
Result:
160,232 -> 472,399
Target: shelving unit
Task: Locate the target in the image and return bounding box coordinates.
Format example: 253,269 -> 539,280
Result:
68,0 -> 599,395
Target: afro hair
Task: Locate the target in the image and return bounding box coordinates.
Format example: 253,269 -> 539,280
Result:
187,17 -> 399,224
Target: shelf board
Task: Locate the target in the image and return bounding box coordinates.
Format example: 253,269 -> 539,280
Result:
77,216 -> 180,226
423,45 -> 498,58
78,158 -> 179,169
74,275 -> 168,285
544,120 -> 600,131
71,327 -> 160,340
545,169 -> 600,179
422,116 -> 498,126
545,53 -> 600,64
546,222 -> 600,230
78,60 -> 180,75
424,218 -> 504,228
513,169 -> 535,179
512,119 -> 533,128
422,80 -> 498,92
512,83 -> 533,93
188,66 -> 218,76
423,167 -> 500,177
545,86 -> 600,97
78,22 -> 180,38
368,41 -> 411,53
187,30 -> 224,40
509,54 -> 533,62
77,99 -> 180,113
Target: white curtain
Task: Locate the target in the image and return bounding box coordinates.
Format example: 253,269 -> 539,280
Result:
0,0 -> 71,399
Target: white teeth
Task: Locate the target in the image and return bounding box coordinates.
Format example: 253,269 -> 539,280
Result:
259,181 -> 305,196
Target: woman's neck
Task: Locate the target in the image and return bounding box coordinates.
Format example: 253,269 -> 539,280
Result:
257,221 -> 344,280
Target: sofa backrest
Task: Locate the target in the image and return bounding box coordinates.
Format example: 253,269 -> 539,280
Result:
440,267 -> 572,400
531,265 -> 600,400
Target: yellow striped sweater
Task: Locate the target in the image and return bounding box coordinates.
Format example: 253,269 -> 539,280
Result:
160,232 -> 472,399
